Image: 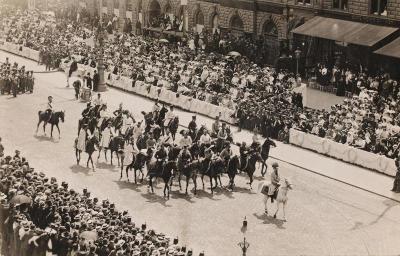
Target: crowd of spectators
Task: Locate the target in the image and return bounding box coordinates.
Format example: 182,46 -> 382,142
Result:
0,58 -> 34,96
1,8 -> 400,160
0,146 -> 196,256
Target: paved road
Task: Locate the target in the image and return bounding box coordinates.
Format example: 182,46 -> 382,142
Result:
1,51 -> 400,256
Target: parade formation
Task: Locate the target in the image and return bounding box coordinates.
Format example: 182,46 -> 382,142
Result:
1,1 -> 400,256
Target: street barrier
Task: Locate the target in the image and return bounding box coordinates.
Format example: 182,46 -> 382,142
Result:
289,128 -> 397,176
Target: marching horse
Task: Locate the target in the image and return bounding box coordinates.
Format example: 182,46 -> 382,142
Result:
259,179 -> 293,221
260,138 -> 276,177
108,135 -> 125,166
227,155 -> 240,190
74,135 -> 99,171
36,111 -> 65,139
177,159 -> 199,195
243,151 -> 263,189
168,116 -> 179,141
200,157 -> 224,194
124,150 -> 148,183
147,160 -> 176,198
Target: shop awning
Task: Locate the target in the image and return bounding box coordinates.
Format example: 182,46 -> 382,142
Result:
374,37 -> 400,59
292,16 -> 398,47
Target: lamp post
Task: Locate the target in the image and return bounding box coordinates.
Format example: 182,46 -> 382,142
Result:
295,47 -> 302,76
238,237 -> 250,256
95,24 -> 108,92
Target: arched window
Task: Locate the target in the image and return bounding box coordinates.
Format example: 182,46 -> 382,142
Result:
211,14 -> 218,30
263,21 -> 278,36
164,3 -> 171,14
230,15 -> 243,31
149,0 -> 161,22
196,10 -> 204,25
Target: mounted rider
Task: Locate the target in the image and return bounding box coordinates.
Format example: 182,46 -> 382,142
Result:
46,96 -> 54,122
164,105 -> 175,127
269,162 -> 281,202
178,145 -> 192,170
188,115 -> 197,140
219,142 -> 232,167
154,143 -> 168,171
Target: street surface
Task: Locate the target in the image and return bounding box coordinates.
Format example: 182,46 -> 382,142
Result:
1,51 -> 400,256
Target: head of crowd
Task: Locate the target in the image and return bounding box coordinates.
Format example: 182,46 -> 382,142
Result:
0,148 -> 198,256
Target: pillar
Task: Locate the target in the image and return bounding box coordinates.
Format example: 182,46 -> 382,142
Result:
107,0 -> 114,16
119,0 -> 127,31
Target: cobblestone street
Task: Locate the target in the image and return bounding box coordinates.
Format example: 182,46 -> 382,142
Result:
1,51 -> 400,255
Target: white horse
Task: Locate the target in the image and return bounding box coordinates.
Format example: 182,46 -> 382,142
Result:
259,179 -> 293,221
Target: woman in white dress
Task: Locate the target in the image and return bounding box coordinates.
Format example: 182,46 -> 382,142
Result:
98,122 -> 112,161
75,125 -> 89,165
121,137 -> 139,180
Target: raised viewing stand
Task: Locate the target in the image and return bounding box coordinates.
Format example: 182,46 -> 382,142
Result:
1,42 -> 396,177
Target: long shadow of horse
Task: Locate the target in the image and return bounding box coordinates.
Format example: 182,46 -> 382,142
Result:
230,186 -> 257,195
253,213 -> 286,229
69,165 -> 93,176
169,190 -> 195,204
96,162 -> 119,172
193,189 -> 221,201
113,180 -> 142,193
33,134 -> 58,143
140,192 -> 172,208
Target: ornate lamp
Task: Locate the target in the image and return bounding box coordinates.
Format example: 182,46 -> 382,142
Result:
238,237 -> 250,256
95,23 -> 107,92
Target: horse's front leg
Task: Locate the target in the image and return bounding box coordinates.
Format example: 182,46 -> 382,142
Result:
210,176 -> 214,194
56,124 -> 61,139
43,122 -> 47,135
178,173 -> 182,190
274,202 -> 280,219
264,196 -> 268,215
149,176 -> 154,193
185,176 -> 190,195
97,147 -> 102,160
193,175 -> 197,195
282,202 -> 287,222
36,121 -> 41,134
110,151 -> 113,165
201,175 -> 205,189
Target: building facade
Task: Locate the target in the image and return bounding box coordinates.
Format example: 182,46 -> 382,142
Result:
78,0 -> 400,71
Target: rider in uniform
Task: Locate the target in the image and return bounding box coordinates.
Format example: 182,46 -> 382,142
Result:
154,143 -> 168,171
219,142 -> 232,167
46,96 -> 54,122
239,142 -> 248,172
269,162 -> 281,202
178,145 -> 192,170
211,116 -> 220,138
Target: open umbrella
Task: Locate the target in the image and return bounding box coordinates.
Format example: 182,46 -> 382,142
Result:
227,51 -> 241,57
159,38 -> 169,43
80,231 -> 98,241
10,195 -> 32,205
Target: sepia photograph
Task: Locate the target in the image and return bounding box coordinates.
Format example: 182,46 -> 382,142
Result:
0,0 -> 399,255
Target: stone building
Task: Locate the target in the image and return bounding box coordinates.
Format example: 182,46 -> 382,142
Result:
79,0 -> 400,72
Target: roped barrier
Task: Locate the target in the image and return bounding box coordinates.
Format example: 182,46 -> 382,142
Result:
289,128 -> 397,176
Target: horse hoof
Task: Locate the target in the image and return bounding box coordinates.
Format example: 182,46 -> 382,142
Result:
265,210 -> 268,215
273,214 -> 277,219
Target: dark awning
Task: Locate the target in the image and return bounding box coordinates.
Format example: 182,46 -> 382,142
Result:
374,37 -> 400,59
292,16 -> 398,47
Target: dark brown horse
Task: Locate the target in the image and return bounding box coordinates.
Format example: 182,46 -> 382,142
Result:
227,155 -> 240,190
147,160 -> 176,198
243,151 -> 263,189
36,111 -> 65,139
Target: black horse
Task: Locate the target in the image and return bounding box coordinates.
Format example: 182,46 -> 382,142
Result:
75,135 -> 99,170
227,155 -> 240,190
124,151 -> 147,183
168,116 -> 179,141
200,157 -> 225,194
36,111 -> 65,139
147,160 -> 176,198
260,138 -> 276,176
108,136 -> 124,166
243,151 -> 263,189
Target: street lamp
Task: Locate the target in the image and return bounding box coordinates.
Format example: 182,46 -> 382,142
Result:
238,237 -> 250,256
295,47 -> 302,76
